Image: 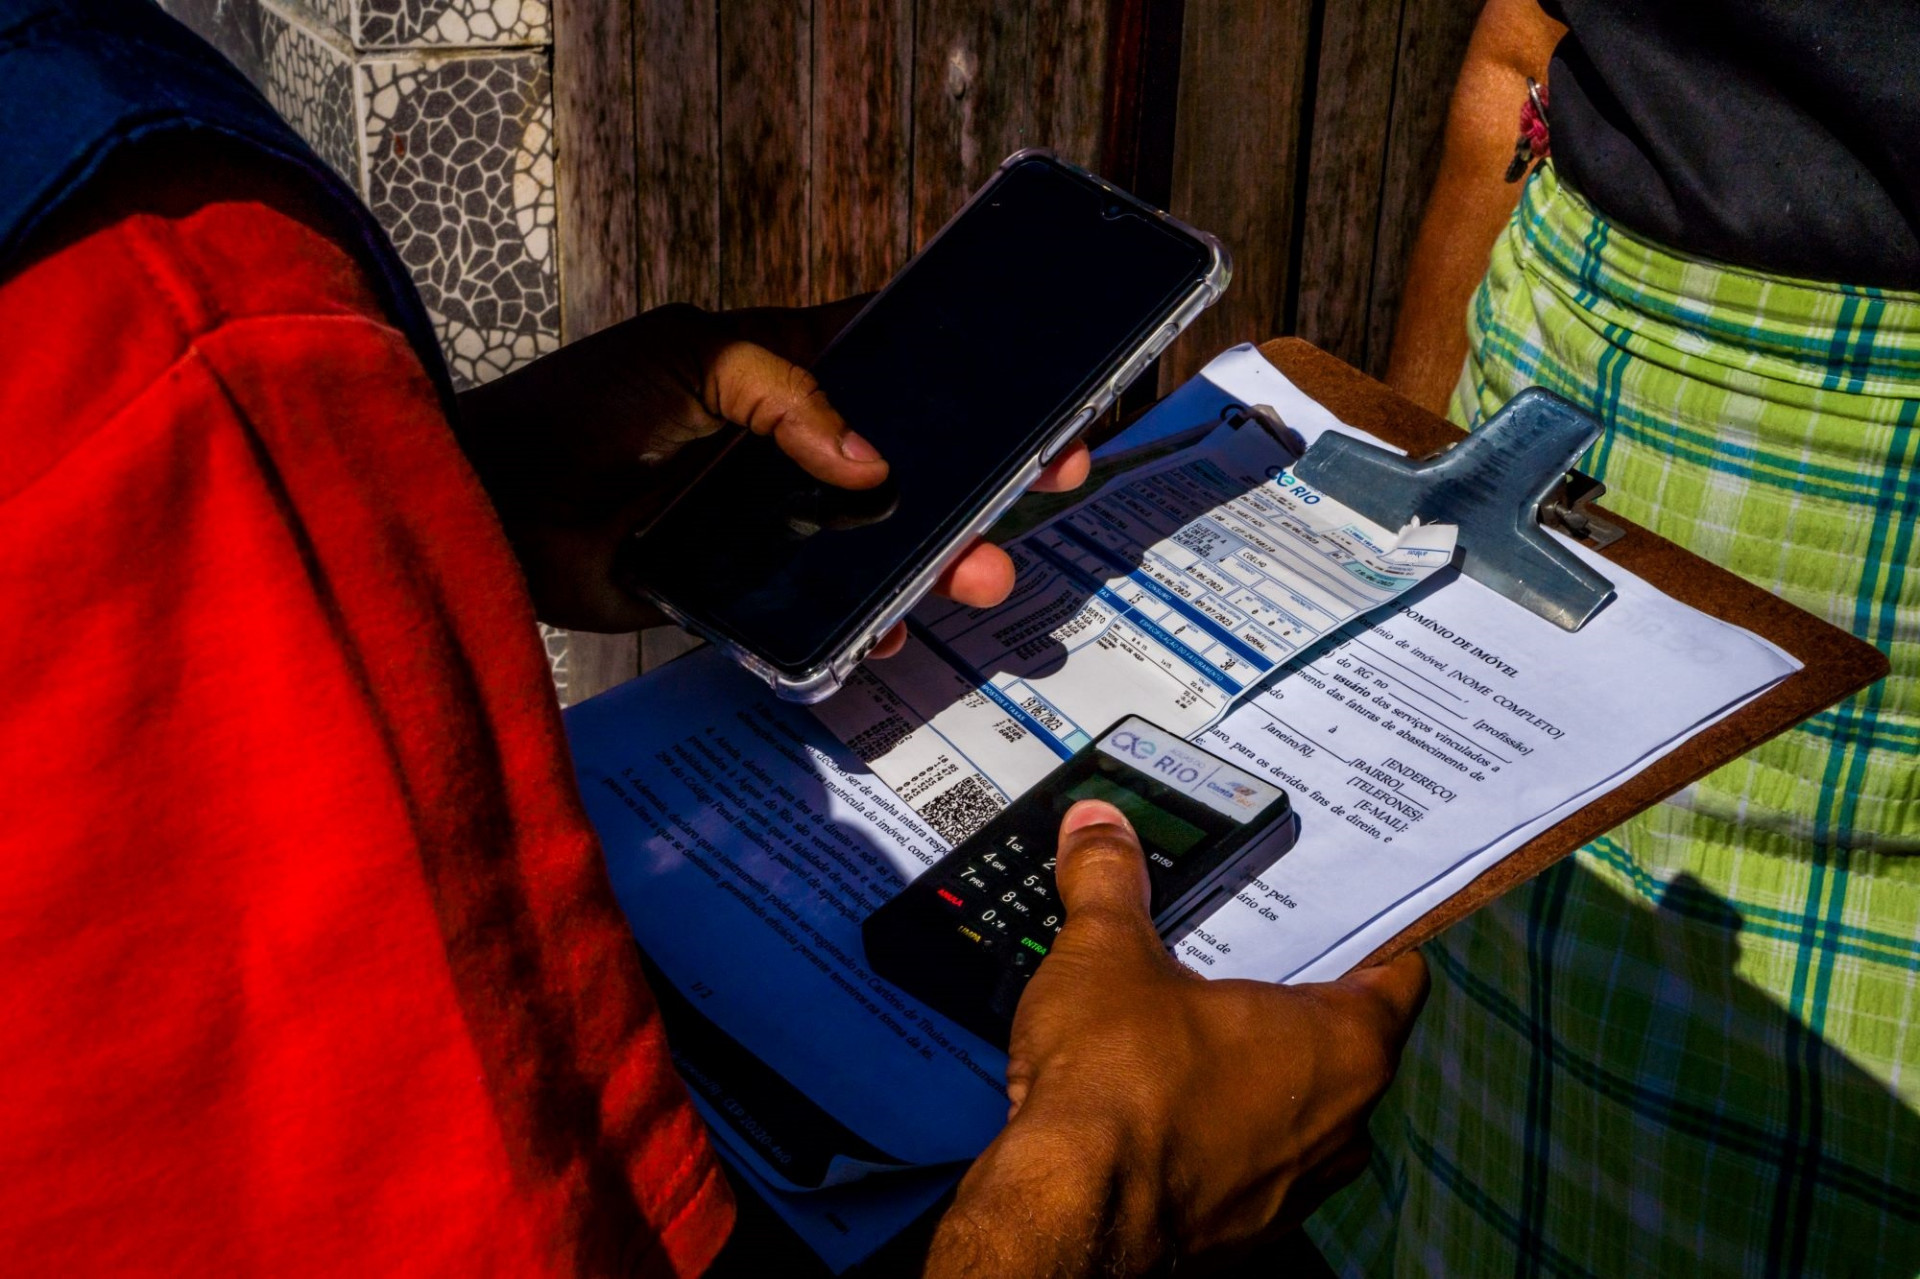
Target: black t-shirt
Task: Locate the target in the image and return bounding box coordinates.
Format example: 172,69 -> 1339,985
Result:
1541,0 -> 1920,289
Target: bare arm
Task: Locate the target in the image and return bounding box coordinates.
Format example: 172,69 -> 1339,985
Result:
1384,0 -> 1564,414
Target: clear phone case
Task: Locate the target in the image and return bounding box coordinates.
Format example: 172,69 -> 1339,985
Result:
652,148 -> 1231,704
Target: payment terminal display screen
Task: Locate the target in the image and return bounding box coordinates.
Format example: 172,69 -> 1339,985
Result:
1064,773 -> 1208,858
629,157 -> 1214,673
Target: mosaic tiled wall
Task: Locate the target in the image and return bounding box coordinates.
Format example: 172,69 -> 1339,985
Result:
173,0 -> 560,393
258,7 -> 358,180
361,0 -> 550,50
360,52 -> 560,384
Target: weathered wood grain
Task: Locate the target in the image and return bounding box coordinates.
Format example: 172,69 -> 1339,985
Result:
720,0 -> 813,307
1099,0 -> 1185,204
911,0 -> 1032,246
1160,0 -> 1315,389
639,625 -> 707,674
636,0 -> 719,309
616,0 -> 1467,354
551,0 -> 643,701
811,0 -> 913,300
1291,0 -> 1404,371
554,0 -> 639,339
1362,0 -> 1477,372
1028,0 -> 1110,168
566,631 -> 642,702
1098,0 -> 1185,422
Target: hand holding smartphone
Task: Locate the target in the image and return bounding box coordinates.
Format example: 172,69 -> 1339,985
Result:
625,150 -> 1229,701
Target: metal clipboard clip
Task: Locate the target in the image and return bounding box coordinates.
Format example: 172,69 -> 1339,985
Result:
1290,388 -> 1623,631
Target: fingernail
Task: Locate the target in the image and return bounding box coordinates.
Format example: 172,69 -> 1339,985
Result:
1062,799 -> 1131,835
839,430 -> 882,463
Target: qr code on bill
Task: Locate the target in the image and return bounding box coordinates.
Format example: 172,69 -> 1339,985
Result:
921,774 -> 1005,844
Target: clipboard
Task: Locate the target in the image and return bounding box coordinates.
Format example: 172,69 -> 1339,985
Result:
622,339 -> 1893,1275
1244,338 -> 1891,967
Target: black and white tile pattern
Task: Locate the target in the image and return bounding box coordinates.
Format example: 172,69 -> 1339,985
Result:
540,624 -> 572,701
258,2 -> 359,182
300,0 -> 353,42
362,52 -> 559,386
253,0 -> 546,50
360,0 -> 549,49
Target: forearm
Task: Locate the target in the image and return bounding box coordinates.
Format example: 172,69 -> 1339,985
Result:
1384,0 -> 1563,414
928,1118 -> 1158,1278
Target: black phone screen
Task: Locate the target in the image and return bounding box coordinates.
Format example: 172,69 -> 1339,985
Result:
628,156 -> 1213,675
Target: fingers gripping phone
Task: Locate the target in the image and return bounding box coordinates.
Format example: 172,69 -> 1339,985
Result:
626,150 -> 1230,702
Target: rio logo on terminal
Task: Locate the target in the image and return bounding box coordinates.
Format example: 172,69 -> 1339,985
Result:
1109,730 -> 1206,784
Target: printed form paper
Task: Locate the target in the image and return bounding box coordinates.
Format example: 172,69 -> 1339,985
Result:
565,345 -> 1799,1269
812,416 -> 1457,846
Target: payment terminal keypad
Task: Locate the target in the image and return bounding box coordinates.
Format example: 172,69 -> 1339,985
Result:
862,716 -> 1292,1049
931,833 -> 1062,962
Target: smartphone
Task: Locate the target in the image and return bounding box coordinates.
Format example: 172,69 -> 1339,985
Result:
862,715 -> 1295,1048
625,150 -> 1229,702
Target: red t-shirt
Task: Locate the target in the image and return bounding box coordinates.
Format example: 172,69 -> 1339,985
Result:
0,146 -> 732,1273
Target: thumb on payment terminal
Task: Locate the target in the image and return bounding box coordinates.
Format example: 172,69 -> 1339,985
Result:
924,799 -> 1427,1275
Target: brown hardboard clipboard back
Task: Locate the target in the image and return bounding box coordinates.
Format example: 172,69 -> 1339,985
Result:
1241,339 -> 1890,968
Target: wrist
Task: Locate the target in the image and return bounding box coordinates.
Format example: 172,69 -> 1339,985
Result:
930,1110 -> 1166,1278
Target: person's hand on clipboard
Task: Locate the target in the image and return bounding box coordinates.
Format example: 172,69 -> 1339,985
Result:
928,799 -> 1429,1275
455,299 -> 1092,646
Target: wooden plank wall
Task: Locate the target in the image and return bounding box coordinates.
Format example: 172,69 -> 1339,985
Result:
631,0 -> 1122,315
1159,0 -> 1479,386
552,0 -> 640,697
552,0 -> 1479,698
567,0 -> 1122,320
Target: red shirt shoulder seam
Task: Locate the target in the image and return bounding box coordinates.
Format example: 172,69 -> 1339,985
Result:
0,310 -> 417,511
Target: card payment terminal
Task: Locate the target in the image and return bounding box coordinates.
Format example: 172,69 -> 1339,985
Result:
862,716 -> 1295,1048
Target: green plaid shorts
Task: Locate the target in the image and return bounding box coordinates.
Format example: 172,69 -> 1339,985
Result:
1309,164 -> 1920,1276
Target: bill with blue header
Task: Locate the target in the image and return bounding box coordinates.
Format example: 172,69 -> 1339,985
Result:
812,400 -> 1458,847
